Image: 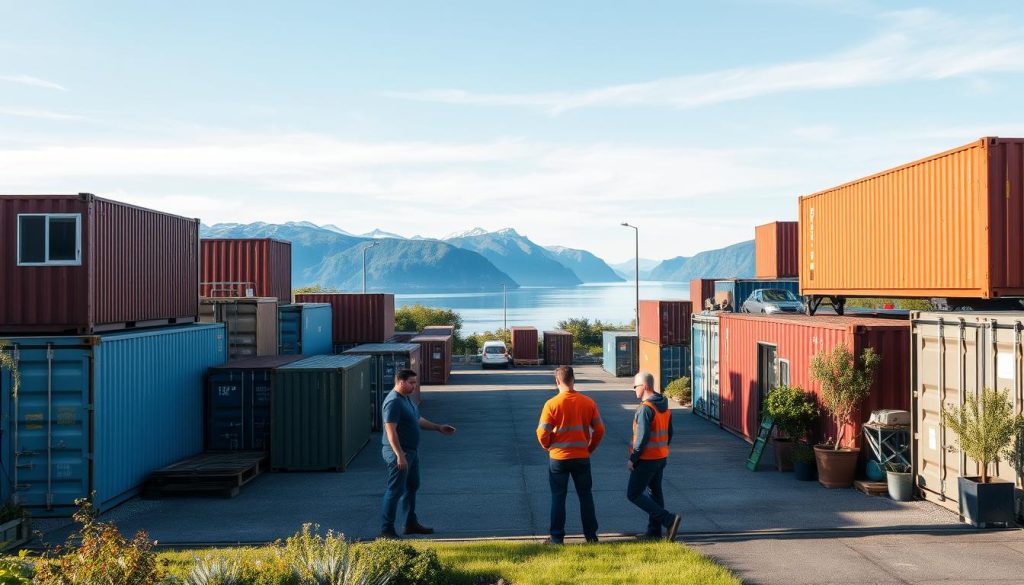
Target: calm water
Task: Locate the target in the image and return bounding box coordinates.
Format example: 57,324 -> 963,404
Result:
396,281 -> 691,334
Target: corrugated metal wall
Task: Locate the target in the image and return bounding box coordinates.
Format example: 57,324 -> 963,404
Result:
511,327 -> 539,360
200,298 -> 279,358
411,335 -> 452,385
201,238 -> 292,303
294,293 -> 395,344
639,339 -> 690,392
755,221 -> 798,279
689,279 -> 718,312
639,300 -> 693,346
692,314 -> 720,422
602,331 -> 637,377
543,330 -> 573,366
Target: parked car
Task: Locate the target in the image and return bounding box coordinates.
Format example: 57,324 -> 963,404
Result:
742,288 -> 805,314
480,340 -> 511,369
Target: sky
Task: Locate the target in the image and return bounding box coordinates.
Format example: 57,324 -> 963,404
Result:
3,1 -> 1024,264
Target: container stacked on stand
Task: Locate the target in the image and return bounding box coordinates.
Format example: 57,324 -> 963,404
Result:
277,303 -> 332,356
200,238 -> 292,302
294,293 -> 395,353
0,193 -> 230,514
602,331 -> 638,377
712,278 -> 801,313
510,326 -> 540,365
638,300 -> 693,392
543,330 -> 573,366
200,297 -> 279,359
343,343 -> 420,431
691,313 -> 721,422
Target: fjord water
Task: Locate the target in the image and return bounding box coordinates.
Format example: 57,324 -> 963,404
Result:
396,281 -> 691,335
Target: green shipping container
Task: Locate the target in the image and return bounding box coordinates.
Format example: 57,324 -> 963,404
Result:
270,354 -> 372,471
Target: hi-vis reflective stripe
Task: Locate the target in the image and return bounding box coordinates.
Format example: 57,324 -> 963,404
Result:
591,416 -> 603,426
647,440 -> 669,447
552,425 -> 586,434
550,441 -> 590,449
538,423 -> 553,431
649,430 -> 669,438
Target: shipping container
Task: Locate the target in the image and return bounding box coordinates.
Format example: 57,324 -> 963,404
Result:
206,355 -> 304,451
200,297 -> 279,359
419,326 -> 455,371
638,300 -> 693,346
294,293 -> 395,344
543,330 -> 573,366
0,193 -> 200,334
278,303 -> 332,356
718,314 -> 910,445
388,332 -> 419,343
755,221 -> 799,279
342,343 -> 420,431
602,331 -> 638,377
911,311 -> 1024,513
411,335 -> 452,385
511,327 -> 539,361
0,323 -> 226,515
799,137 -> 1024,307
639,340 -> 691,393
690,279 -> 719,312
692,313 -> 721,422
201,238 -> 292,303
271,355 -> 372,471
713,279 -> 801,312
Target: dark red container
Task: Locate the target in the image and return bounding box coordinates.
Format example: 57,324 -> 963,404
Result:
293,293 -> 395,344
543,330 -> 573,366
638,300 -> 693,346
755,221 -> 799,279
718,313 -> 910,446
420,326 -> 455,366
689,279 -> 719,312
0,193 -> 199,334
510,326 -> 539,361
411,334 -> 452,385
201,238 -> 292,303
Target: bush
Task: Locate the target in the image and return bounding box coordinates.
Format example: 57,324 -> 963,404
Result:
282,524 -> 388,585
459,329 -> 511,355
663,377 -> 691,405
943,388 -> 1023,484
843,297 -> 932,311
356,539 -> 444,585
764,385 -> 818,440
555,318 -> 631,352
792,442 -> 815,464
809,344 -> 880,450
0,552 -> 32,585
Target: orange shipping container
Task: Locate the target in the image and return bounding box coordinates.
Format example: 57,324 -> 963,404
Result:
755,222 -> 798,279
689,279 -> 718,311
800,137 -> 1024,304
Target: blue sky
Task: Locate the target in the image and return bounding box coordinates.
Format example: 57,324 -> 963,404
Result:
3,1 -> 1024,263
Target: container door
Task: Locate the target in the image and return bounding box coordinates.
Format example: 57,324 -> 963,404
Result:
206,370 -> 245,450
757,343 -> 779,418
250,370 -> 272,451
616,339 -> 632,376
692,325 -> 706,417
5,345 -> 91,511
987,321 -> 1023,486
278,306 -> 301,355
709,323 -> 720,422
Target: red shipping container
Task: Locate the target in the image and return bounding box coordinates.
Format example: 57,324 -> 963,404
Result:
718,313 -> 910,447
420,326 -> 455,368
293,293 -> 395,344
689,279 -> 719,312
755,221 -> 799,279
411,334 -> 452,385
543,330 -> 573,366
0,193 -> 199,334
510,326 -> 539,361
638,300 -> 693,346
201,238 -> 292,303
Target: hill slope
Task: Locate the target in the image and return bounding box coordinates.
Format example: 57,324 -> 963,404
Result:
648,240 -> 755,281
544,246 -> 624,283
446,228 -> 582,287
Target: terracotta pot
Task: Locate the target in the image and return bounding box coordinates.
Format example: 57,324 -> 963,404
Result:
813,446 -> 860,488
773,438 -> 794,472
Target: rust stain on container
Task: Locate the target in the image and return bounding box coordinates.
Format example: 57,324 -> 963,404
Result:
510,326 -> 539,360
755,221 -> 798,279
543,330 -> 573,366
201,238 -> 292,303
690,279 -> 719,312
799,137 -> 1024,299
639,300 -> 693,346
294,293 -> 395,344
0,194 -> 199,334
718,313 -> 910,445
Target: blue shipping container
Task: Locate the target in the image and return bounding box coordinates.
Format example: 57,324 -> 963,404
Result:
656,344 -> 690,392
602,331 -> 638,377
206,355 -> 304,451
0,324 -> 226,516
691,314 -> 720,422
278,303 -> 333,356
713,279 -> 800,311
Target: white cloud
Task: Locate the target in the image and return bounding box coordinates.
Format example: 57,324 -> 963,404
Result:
383,9 -> 1024,114
0,74 -> 67,91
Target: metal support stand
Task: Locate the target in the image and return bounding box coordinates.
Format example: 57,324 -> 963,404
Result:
862,423 -> 911,468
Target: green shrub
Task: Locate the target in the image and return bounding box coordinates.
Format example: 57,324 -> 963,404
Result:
791,443 -> 815,464
0,552 -> 32,585
283,524 -> 388,585
663,377 -> 691,404
555,318 -> 631,351
764,385 -> 818,440
943,388 -> 1023,484
356,539 -> 444,585
809,344 -> 880,450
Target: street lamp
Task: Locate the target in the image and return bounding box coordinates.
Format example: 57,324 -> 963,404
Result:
621,222 -> 639,330
362,241 -> 381,293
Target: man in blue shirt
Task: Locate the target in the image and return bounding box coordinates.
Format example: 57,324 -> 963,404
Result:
380,369 -> 456,539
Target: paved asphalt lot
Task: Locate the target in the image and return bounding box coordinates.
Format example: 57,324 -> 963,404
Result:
39,364 -> 1024,584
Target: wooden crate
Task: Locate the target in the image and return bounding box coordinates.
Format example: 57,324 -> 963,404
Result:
0,518 -> 31,551
144,452 -> 267,499
854,480 -> 889,497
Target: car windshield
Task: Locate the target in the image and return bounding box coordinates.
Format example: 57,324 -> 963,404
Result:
762,289 -> 799,302
484,346 -> 506,354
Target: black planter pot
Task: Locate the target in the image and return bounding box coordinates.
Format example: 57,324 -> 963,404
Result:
958,476 -> 1015,527
793,460 -> 817,481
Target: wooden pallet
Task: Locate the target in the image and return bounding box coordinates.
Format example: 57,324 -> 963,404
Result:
854,480 -> 889,497
513,358 -> 542,366
143,451 -> 267,499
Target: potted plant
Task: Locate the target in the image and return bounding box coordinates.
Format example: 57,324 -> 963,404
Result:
663,377 -> 691,407
943,388 -> 1023,527
764,385 -> 818,471
792,443 -> 817,481
809,344 -> 880,488
1009,419 -> 1024,523
885,462 -> 913,501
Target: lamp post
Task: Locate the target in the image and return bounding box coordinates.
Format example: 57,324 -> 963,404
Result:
362,241 -> 380,293
621,222 -> 639,330
503,283 -> 508,331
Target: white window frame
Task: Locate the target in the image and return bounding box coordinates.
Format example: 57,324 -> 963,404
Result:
778,358 -> 791,386
16,213 -> 82,266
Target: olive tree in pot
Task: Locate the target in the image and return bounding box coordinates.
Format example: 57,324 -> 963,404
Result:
944,388 -> 1023,527
1009,419 -> 1024,523
809,343 -> 880,488
764,385 -> 818,472
663,376 -> 691,407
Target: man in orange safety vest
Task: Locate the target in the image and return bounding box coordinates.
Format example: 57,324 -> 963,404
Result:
628,370 -> 682,541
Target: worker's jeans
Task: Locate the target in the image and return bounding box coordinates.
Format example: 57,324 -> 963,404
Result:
548,457 -> 598,542
627,457 -> 672,535
381,447 -> 420,533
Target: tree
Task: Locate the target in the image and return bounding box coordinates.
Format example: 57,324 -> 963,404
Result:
943,388 -> 1023,484
393,305 -> 462,336
809,344 -> 880,450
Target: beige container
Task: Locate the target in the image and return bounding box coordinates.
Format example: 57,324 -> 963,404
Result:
200,297 -> 279,359
911,311 -> 1023,513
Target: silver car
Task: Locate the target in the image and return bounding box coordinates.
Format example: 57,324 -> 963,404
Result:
742,288 -> 805,314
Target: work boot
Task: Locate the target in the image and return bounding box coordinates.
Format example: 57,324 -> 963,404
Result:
636,532 -> 662,542
404,522 -> 435,535
666,514 -> 682,541
378,529 -> 401,540
543,538 -> 563,545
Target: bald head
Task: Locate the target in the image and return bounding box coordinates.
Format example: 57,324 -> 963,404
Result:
634,371 -> 655,392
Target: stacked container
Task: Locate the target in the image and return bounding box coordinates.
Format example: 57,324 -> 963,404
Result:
271,355 -> 372,471
602,331 -> 638,377
278,303 -> 333,356
713,278 -> 800,311
294,293 -> 395,347
691,313 -> 721,422
200,238 -> 292,303
510,326 -> 539,362
205,355 -> 304,451
690,279 -> 719,312
200,297 -> 279,359
343,343 -> 421,431
543,330 -> 573,366
755,222 -> 798,279
638,300 -> 693,391
411,334 -> 452,385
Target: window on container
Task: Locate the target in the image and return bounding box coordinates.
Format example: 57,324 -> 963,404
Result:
17,214 -> 82,266
778,359 -> 791,386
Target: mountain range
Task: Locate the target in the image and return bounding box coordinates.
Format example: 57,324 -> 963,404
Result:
199,222 -> 754,292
